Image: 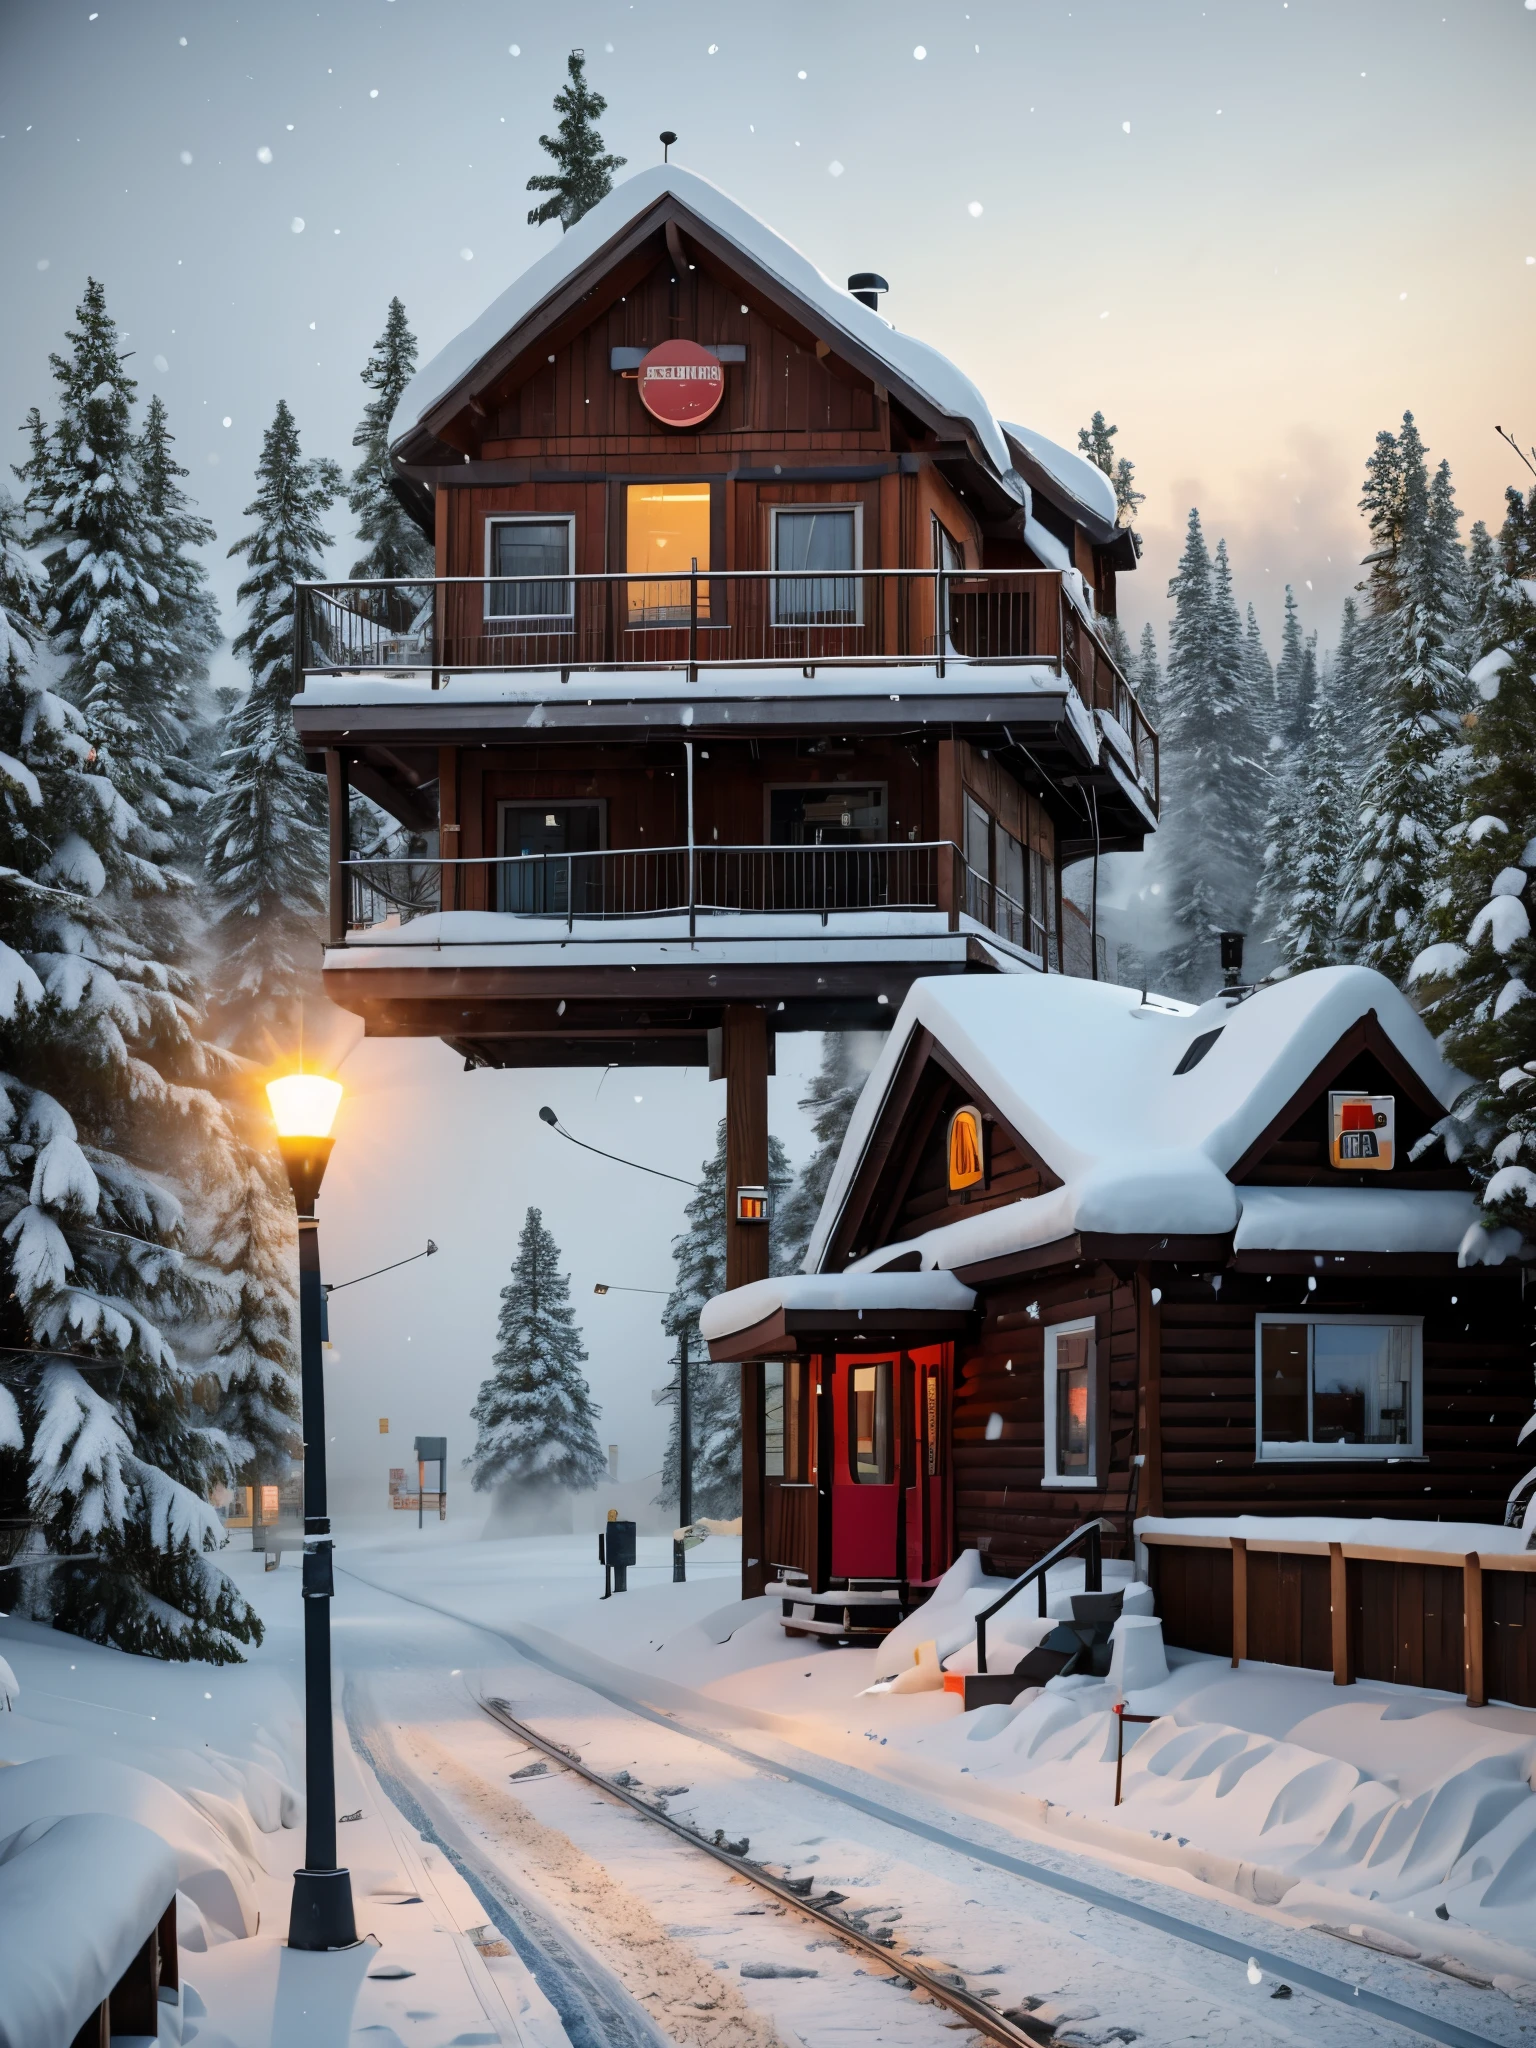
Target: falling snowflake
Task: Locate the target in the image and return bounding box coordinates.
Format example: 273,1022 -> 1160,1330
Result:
290,216 -> 305,233
508,42 -> 520,55
35,258 -> 49,271
179,149 -> 192,165
967,200 -> 983,217
913,44 -> 927,59
797,68 -> 807,78
708,42 -> 718,53
221,415 -> 232,428
828,159 -> 844,177
369,88 -> 379,98
256,145 -> 272,163
153,353 -> 168,370
460,247 -> 474,261
1122,120 -> 1131,133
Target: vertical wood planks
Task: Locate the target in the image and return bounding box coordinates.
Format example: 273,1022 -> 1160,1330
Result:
1329,1541 -> 1353,1686
1464,1552 -> 1485,1707
1231,1537 -> 1248,1667
325,750 -> 348,944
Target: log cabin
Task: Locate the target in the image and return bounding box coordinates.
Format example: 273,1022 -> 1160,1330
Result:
700,966 -> 1535,1659
291,165 -> 1157,1591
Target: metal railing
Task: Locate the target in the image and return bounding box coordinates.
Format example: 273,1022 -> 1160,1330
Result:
974,1518 -> 1117,1674
296,569 -> 1157,803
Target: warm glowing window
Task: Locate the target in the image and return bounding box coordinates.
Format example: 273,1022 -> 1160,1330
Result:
848,1361 -> 893,1484
1044,1319 -> 1096,1486
626,482 -> 711,621
947,1105 -> 984,1192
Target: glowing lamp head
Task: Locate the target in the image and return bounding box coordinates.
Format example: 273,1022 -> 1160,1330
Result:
735,1185 -> 771,1224
267,1074 -> 343,1140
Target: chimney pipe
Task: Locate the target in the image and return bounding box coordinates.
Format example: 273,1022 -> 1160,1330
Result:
847,271 -> 889,311
1219,930 -> 1246,989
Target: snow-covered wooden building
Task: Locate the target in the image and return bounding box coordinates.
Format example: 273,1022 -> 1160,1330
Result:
701,966 -> 1533,1666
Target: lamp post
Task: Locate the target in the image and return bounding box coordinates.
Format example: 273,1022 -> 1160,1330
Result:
266,1072 -> 357,1953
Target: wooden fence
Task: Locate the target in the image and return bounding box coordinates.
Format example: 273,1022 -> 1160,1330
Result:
1144,1531 -> 1536,1709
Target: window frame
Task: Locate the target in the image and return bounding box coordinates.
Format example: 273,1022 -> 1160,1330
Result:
1254,1313 -> 1424,1461
847,1357 -> 895,1485
1042,1316 -> 1098,1488
483,514 -> 576,623
770,502 -> 864,627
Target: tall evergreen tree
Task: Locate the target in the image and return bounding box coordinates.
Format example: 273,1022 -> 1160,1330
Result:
1345,415 -> 1469,984
1076,410 -> 1145,553
204,401 -> 340,1042
349,299 -> 433,583
1273,585 -> 1314,748
0,489 -> 259,1661
526,50 -> 626,233
1154,515 -> 1269,996
777,1035 -> 874,1273
470,1207 -> 605,1494
1131,620 -> 1162,728
138,394 -> 220,704
1409,482 -> 1536,1258
657,1120 -> 792,1516
1261,606 -> 1359,974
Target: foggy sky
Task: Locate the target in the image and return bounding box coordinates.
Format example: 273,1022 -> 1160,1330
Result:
3,0 -> 1530,1512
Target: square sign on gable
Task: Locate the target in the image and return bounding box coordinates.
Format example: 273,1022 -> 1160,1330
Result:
1329,1091 -> 1395,1171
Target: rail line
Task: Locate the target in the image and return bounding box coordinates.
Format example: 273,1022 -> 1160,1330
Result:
480,1691 -> 1041,2048
339,1561 -> 1511,2048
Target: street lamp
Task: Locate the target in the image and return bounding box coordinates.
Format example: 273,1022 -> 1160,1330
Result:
266,1071 -> 357,1953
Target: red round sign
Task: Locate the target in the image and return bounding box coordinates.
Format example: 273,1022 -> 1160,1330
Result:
636,339 -> 725,428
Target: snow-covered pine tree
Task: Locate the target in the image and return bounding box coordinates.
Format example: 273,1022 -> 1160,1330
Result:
1261,606 -> 1359,973
526,50 -> 626,232
349,299 -> 433,584
139,394 -> 220,708
657,1119 -> 792,1517
1131,621 -> 1162,728
1465,519 -> 1502,666
1273,585 -> 1315,749
1345,415 -> 1470,984
204,400 -> 340,1045
1076,411 -> 1145,553
469,1206 -> 605,1495
777,1035 -> 875,1272
0,489 -> 260,1661
1408,480 -> 1536,1262
1153,516 -> 1269,995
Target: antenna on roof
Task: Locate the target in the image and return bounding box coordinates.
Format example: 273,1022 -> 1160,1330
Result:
660,130 -> 678,162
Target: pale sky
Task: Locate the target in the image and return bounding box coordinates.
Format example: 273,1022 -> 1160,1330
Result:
3,0 -> 1530,1510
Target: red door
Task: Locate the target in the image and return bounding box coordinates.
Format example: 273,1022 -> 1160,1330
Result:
830,1352 -> 902,1579
905,1345 -> 954,1584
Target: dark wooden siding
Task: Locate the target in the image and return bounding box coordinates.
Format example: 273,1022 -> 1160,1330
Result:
952,1266 -> 1138,1575
1156,1268 -> 1529,1523
874,1063 -> 1061,1252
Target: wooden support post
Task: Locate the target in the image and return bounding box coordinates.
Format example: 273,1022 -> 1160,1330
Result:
326,750 -> 348,945
723,1005 -> 770,1600
1135,1266 -> 1163,1518
438,745 -> 459,914
1329,1540 -> 1352,1686
106,1920 -> 162,2036
936,739 -> 960,931
1231,1537 -> 1247,1667
158,1897 -> 179,1998
1464,1552 -> 1485,1708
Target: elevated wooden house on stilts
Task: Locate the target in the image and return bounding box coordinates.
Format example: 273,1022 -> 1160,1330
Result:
291,166 -> 1155,1597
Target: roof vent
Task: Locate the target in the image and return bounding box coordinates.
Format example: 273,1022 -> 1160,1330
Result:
847,271 -> 888,310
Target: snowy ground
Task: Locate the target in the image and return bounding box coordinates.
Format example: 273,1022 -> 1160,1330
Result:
6,1522 -> 1536,2047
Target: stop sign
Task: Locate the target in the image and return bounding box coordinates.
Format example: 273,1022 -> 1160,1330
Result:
636,340 -> 725,427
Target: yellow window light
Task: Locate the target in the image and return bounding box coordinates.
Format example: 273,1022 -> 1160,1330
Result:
266,1073 -> 344,1139
947,1105 -> 985,1192
735,1185 -> 771,1223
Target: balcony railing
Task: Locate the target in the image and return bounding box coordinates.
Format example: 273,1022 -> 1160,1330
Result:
336,840 -> 1053,962
296,570 -> 1157,800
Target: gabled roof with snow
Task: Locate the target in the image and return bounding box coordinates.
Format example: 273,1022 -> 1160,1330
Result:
803,966 -> 1472,1276
1001,423 -> 1119,537
391,164 -> 1021,493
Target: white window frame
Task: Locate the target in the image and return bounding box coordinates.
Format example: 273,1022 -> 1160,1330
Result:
770,503 -> 864,627
1043,1315 -> 1097,1488
483,514 -> 576,622
1254,1313 -> 1423,1462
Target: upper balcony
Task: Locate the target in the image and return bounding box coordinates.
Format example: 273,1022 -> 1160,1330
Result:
295,566 -> 1158,810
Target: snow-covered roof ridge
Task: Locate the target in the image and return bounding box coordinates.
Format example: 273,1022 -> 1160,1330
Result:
699,1270 -> 975,1343
805,965 -> 1470,1274
391,164 -> 1019,490
1001,422 -> 1119,534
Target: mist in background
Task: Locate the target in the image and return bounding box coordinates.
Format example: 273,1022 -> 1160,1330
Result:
3,0 -> 1527,1513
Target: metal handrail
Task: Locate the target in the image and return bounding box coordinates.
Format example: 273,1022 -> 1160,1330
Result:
974,1517 -> 1118,1673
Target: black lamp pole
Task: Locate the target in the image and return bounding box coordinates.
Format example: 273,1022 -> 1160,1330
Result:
276,1130 -> 357,1952
678,1325 -> 693,1530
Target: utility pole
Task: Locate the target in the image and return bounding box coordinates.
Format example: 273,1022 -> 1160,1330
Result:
678,1324 -> 693,1530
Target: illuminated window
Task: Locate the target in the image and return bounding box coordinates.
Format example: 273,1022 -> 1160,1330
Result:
848,1360 -> 893,1484
1043,1319 -> 1096,1487
485,517 -> 574,620
947,1105 -> 985,1192
626,481 -> 711,621
1257,1316 -> 1421,1458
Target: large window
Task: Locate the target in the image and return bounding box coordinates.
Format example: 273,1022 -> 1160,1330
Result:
772,505 -> 861,626
1256,1316 -> 1422,1459
848,1360 -> 893,1484
765,1360 -> 811,1481
1043,1318 -> 1096,1487
486,517 -> 574,622
625,482 -> 711,622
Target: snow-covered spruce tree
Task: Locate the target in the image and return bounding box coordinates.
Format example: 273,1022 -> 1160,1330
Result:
1273,585 -> 1314,750
349,299 -> 433,584
470,1207 -> 605,1495
1465,519 -> 1502,667
1261,608 -> 1358,974
0,491 -> 259,1660
777,1034 -> 874,1273
1076,410 -> 1145,554
139,394 -> 221,708
1408,481 -> 1536,1262
526,50 -> 626,232
657,1119 -> 792,1517
1153,516 -> 1269,996
204,400 -> 340,1047
1345,416 -> 1470,984
1131,621 -> 1162,729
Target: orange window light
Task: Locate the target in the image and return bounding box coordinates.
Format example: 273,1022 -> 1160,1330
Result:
947,1105 -> 985,1192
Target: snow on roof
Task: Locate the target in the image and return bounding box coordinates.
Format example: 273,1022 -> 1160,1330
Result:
804,965 -> 1469,1275
699,1270 -> 975,1343
393,165 -> 1020,491
1001,422 -> 1119,532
